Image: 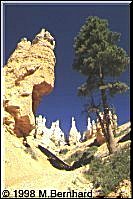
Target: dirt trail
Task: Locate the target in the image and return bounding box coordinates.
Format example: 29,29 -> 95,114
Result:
3,130 -> 91,197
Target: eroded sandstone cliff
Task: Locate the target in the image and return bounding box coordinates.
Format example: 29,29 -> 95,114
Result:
3,29 -> 56,137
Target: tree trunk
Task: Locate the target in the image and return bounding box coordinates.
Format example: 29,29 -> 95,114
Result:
100,89 -> 117,154
106,121 -> 117,154
98,64 -> 116,154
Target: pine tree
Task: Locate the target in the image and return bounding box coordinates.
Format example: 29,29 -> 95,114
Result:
73,16 -> 129,154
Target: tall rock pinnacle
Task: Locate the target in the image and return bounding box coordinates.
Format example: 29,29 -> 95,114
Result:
3,28 -> 56,137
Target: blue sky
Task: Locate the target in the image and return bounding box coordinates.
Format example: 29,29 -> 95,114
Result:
3,2 -> 130,135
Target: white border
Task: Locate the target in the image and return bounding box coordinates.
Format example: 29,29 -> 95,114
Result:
1,1 -> 132,3
1,1 -> 5,196
1,0 -> 131,196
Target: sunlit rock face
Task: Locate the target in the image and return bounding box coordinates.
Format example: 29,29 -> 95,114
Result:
35,116 -> 66,148
50,120 -> 66,147
3,29 -> 56,137
69,117 -> 81,145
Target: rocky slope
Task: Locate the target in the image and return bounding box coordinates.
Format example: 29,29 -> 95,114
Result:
3,129 -> 93,197
3,29 -> 56,137
3,124 -> 131,198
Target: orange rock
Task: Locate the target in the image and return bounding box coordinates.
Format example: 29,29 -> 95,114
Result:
3,29 -> 56,137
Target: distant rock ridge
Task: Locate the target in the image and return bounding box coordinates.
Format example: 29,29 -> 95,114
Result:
35,111 -> 121,148
35,115 -> 66,148
3,29 -> 56,137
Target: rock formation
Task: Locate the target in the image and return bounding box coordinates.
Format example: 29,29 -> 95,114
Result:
35,115 -> 45,135
107,179 -> 131,198
35,111 -> 119,148
69,117 -> 81,145
87,117 -> 92,131
3,29 -> 56,137
82,119 -> 97,141
35,115 -> 66,148
82,117 -> 92,141
50,120 -> 66,147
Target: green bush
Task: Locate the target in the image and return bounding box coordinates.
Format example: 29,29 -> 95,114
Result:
59,148 -> 69,155
83,145 -> 130,195
87,146 -> 98,154
65,146 -> 98,165
114,126 -> 130,137
65,150 -> 83,164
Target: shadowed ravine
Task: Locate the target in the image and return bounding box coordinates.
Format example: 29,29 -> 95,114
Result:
38,144 -> 94,171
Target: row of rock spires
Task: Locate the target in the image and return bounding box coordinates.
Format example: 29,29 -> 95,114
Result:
3,29 -> 56,138
35,111 -> 118,148
35,115 -> 81,147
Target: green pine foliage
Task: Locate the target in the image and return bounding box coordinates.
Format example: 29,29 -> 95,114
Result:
83,145 -> 130,195
73,16 -> 129,154
73,16 -> 129,97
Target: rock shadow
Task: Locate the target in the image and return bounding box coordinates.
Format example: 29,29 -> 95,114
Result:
38,145 -> 94,171
118,132 -> 130,143
87,138 -> 101,147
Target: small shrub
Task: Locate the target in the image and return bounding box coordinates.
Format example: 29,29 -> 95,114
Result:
24,148 -> 38,160
65,146 -> 98,165
59,148 -> 69,155
88,146 -> 98,154
83,145 -> 130,195
65,150 -> 83,164
114,127 -> 130,137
